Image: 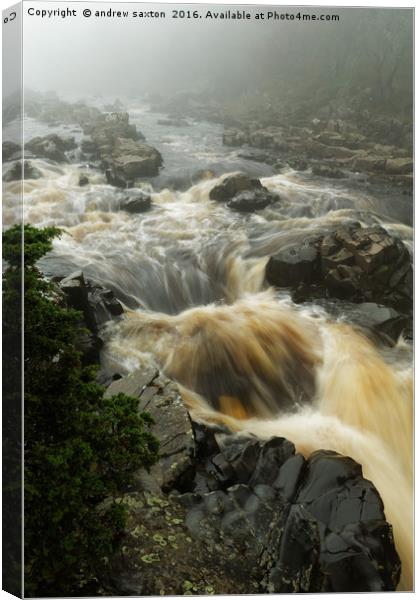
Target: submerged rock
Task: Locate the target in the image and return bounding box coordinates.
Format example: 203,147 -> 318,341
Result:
102,404 -> 401,595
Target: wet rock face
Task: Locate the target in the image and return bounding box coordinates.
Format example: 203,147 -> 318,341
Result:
210,173 -> 278,212
2,141 -> 21,162
266,224 -> 412,313
101,373 -> 401,595
26,134 -> 77,162
58,271 -> 123,365
3,160 -> 43,182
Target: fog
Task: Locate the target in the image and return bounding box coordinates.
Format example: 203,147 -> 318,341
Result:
22,3 -> 412,114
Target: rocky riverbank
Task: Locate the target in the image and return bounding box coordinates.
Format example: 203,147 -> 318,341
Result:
149,91 -> 412,191
96,369 -> 401,595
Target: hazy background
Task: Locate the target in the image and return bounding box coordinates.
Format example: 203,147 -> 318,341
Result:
22,3 -> 413,117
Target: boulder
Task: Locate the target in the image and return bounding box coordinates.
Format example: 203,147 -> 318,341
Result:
3,160 -> 43,182
105,138 -> 163,186
120,191 -> 152,213
249,127 -> 287,151
79,174 -> 89,186
385,158 -> 413,175
26,134 -> 77,162
266,225 -> 412,312
223,128 -> 249,146
266,239 -> 321,287
2,141 -> 21,162
209,173 -> 263,202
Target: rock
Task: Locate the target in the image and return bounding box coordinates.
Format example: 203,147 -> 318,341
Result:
79,174 -> 89,186
350,302 -> 409,345
105,369 -> 195,494
223,128 -> 249,146
120,191 -> 152,213
26,134 -> 77,162
312,164 -> 346,179
209,173 -> 263,202
227,188 -> 277,212
103,420 -> 400,595
266,239 -> 321,287
105,137 -> 163,186
3,160 -> 43,182
249,127 -> 287,151
352,154 -> 387,173
385,158 -> 413,175
266,225 -> 412,312
2,141 -> 21,162
59,271 -> 124,364
288,158 -> 308,171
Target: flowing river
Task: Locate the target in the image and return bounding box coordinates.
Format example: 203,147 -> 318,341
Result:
3,97 -> 413,588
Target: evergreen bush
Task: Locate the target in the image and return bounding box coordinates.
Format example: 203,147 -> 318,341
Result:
3,224 -> 159,596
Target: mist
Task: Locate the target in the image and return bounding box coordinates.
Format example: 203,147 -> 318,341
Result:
23,4 -> 412,115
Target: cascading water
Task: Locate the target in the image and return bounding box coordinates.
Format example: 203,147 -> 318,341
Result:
6,102 -> 413,589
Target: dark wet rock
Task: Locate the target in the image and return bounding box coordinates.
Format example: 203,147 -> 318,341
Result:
2,141 -> 21,162
266,238 -> 321,287
103,415 -> 400,595
3,160 -> 43,182
266,225 -> 412,312
349,302 -> 409,346
58,271 -> 123,364
119,191 -> 152,213
209,172 -> 262,202
105,369 -> 195,494
26,134 -> 77,162
312,164 -> 346,179
79,174 -> 89,186
80,139 -> 97,155
227,188 -> 277,212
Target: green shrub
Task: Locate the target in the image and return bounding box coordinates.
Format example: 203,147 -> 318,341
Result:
3,224 -> 159,597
